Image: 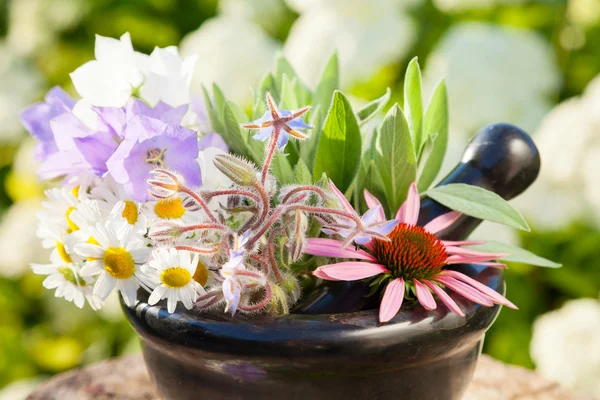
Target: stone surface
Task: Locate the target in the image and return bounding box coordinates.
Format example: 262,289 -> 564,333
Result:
27,354 -> 592,400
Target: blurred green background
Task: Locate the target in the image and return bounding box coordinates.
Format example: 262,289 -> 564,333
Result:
1,0 -> 599,397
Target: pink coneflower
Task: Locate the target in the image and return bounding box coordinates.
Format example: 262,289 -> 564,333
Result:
305,182 -> 517,323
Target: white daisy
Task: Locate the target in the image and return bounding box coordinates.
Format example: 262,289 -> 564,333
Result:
143,194 -> 202,226
31,252 -> 102,310
74,222 -> 151,306
143,248 -> 206,313
38,187 -> 80,234
92,177 -> 148,236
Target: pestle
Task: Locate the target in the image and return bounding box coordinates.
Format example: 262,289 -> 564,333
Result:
293,123 -> 541,314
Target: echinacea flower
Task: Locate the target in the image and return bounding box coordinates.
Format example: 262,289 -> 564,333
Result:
305,182 -> 516,322
75,222 -> 151,306
31,252 -> 102,310
242,93 -> 312,151
323,180 -> 399,247
142,248 -> 206,313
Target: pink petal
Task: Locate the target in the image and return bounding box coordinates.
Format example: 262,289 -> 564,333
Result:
304,238 -> 377,261
329,179 -> 355,214
363,189 -> 385,222
441,240 -> 486,247
435,276 -> 494,307
445,247 -> 510,259
423,281 -> 465,317
379,278 -> 405,323
423,211 -> 461,234
315,262 -> 389,281
446,253 -> 509,265
441,270 -> 518,309
414,279 -> 437,310
396,182 -> 420,225
313,268 -> 341,281
473,262 -> 508,269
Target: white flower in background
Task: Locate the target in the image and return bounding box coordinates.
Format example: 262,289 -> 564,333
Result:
433,0 -> 525,12
0,200 -> 50,278
283,0 -> 416,89
197,147 -> 233,211
143,248 -> 205,313
284,0 -> 423,14
180,16 -> 280,105
424,22 -> 560,177
75,222 -> 150,306
514,74 -> 600,229
7,0 -> 88,57
31,252 -> 103,310
530,298 -> 600,397
424,22 -> 560,138
0,42 -> 44,142
219,0 -> 289,33
70,33 -> 197,108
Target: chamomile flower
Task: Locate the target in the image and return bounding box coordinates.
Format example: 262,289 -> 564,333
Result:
75,222 -> 151,306
144,194 -> 202,226
38,187 -> 81,234
143,248 -> 206,313
31,252 -> 102,310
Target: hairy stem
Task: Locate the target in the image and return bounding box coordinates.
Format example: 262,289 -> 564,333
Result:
282,185 -> 328,204
261,127 -> 280,185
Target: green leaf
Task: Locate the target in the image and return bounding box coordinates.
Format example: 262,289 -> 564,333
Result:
273,53 -> 298,86
222,102 -> 249,156
253,73 -> 278,118
202,86 -> 224,134
212,83 -> 227,119
364,160 -> 388,212
280,74 -> 299,110
356,88 -> 391,125
417,80 -> 449,192
271,152 -> 294,184
313,91 -> 362,193
272,54 -> 311,106
468,241 -> 562,268
300,104 -> 322,168
404,57 -> 424,151
425,184 -> 531,231
293,158 -> 312,184
377,104 -> 417,214
313,53 -> 339,127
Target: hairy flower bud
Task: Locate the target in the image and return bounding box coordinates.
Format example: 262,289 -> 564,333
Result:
213,154 -> 259,186
149,221 -> 185,243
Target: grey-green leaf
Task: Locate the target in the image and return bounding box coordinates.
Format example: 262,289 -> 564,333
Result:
293,158 -> 312,184
378,103 -> 417,214
313,53 -> 339,127
357,88 -> 392,125
313,91 -> 362,193
426,183 -> 530,231
404,57 -> 424,151
202,86 -> 224,134
417,80 -> 449,192
468,241 -> 562,268
222,102 -> 249,156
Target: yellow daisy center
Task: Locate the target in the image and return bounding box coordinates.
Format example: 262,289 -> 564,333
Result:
65,207 -> 79,233
122,201 -> 139,225
56,241 -> 72,263
58,266 -> 86,286
103,247 -> 135,280
154,198 -> 185,219
71,186 -> 80,199
192,260 -> 209,286
160,267 -> 191,288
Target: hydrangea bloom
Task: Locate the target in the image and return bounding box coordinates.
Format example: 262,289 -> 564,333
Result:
284,0 -> 416,88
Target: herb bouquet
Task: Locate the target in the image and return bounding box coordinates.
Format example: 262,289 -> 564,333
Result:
21,34 -> 558,400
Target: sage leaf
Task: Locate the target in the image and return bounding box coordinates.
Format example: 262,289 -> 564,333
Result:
404,57 -> 423,150
468,241 -> 562,268
313,91 -> 362,193
378,104 -> 417,214
426,183 -> 530,231
357,88 -> 391,125
417,80 -> 449,192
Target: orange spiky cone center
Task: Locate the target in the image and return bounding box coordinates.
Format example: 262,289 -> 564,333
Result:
372,223 -> 448,280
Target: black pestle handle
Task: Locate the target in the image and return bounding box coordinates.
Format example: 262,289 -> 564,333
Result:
293,123 -> 541,315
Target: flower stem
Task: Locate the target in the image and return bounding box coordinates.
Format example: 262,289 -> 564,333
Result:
261,127 -> 280,185
181,187 -> 219,223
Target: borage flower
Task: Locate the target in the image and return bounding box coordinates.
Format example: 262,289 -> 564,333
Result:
242,93 -> 312,151
305,182 -> 516,323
